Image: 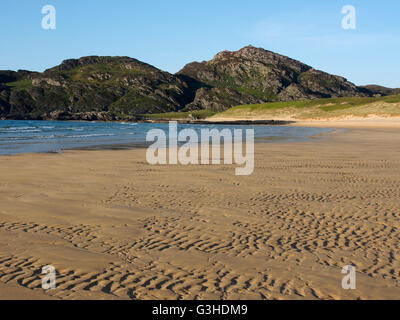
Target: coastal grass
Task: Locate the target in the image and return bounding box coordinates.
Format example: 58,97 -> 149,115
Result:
141,110 -> 217,120
210,95 -> 400,120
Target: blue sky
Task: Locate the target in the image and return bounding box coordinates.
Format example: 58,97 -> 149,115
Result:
1,0 -> 399,87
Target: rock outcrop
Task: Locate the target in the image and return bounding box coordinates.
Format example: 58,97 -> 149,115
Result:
358,85 -> 400,96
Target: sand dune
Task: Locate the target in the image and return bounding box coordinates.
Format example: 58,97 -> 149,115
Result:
0,128 -> 400,300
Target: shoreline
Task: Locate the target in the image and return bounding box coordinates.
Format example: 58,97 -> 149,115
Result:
0,120 -> 333,156
3,114 -> 399,157
3,116 -> 400,128
1,118 -> 295,126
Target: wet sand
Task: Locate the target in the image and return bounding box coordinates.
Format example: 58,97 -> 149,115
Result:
0,127 -> 400,300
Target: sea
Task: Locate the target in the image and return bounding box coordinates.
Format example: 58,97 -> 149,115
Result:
0,120 -> 332,155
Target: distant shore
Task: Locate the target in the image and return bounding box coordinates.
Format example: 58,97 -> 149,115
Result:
0,116 -> 292,126
146,115 -> 400,128
4,115 -> 400,128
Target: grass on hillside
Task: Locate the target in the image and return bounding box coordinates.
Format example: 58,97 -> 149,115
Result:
42,63 -> 150,85
5,79 -> 32,90
141,110 -> 217,120
211,95 -> 400,120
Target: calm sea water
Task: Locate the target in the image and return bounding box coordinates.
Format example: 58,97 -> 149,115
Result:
0,120 -> 331,155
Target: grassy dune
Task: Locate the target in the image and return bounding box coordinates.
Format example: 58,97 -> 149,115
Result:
210,95 -> 400,120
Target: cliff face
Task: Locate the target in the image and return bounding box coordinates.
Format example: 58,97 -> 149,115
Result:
0,46 -> 384,120
177,45 -> 370,110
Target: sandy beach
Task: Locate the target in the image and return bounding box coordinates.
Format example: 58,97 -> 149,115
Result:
0,125 -> 400,300
210,116 -> 400,129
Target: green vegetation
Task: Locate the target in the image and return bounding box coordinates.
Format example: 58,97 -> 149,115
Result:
230,95 -> 400,111
109,89 -> 171,115
5,79 -> 32,90
53,63 -> 148,84
211,95 -> 400,120
236,87 -> 278,101
141,112 -> 190,119
141,110 -> 217,120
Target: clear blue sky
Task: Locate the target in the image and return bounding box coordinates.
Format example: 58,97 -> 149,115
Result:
1,0 -> 399,87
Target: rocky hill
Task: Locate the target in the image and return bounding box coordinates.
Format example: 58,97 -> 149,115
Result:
359,85 -> 400,96
177,45 -> 371,111
0,46 -> 388,120
0,56 -> 192,120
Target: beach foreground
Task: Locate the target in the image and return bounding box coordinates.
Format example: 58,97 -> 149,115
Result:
0,127 -> 400,300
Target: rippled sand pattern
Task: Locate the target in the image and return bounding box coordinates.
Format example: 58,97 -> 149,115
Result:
0,128 -> 399,299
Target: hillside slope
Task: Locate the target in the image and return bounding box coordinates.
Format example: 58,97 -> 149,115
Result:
177,45 -> 372,111
209,95 -> 400,121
